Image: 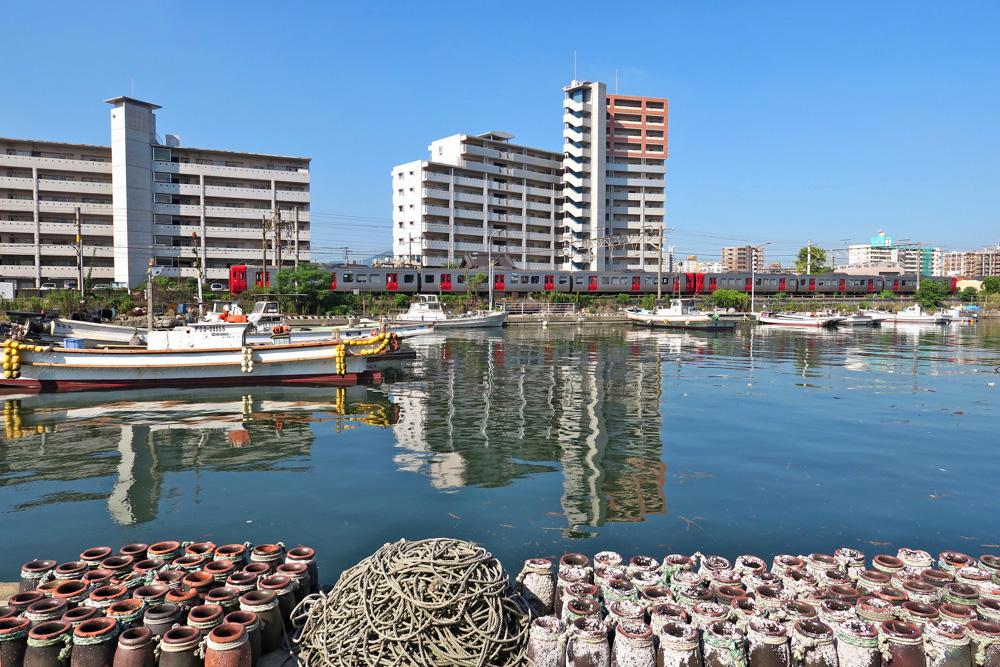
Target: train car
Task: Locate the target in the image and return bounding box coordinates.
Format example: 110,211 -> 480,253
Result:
503,271 -> 570,294
329,267 -> 421,293
229,265 -> 274,296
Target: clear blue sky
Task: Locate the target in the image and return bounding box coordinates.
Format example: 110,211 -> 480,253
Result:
2,1 -> 997,265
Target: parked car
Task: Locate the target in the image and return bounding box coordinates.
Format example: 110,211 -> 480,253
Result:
63,280 -> 78,289
39,282 -> 58,291
209,282 -> 227,292
92,283 -> 112,291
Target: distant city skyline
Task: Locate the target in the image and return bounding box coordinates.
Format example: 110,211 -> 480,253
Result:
2,1 -> 997,265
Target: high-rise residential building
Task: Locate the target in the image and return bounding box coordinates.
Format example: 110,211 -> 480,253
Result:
1,97 -> 310,288
895,247 -> 942,276
847,231 -> 895,267
390,80 -> 668,271
390,133 -> 562,269
942,245 -> 1000,277
720,245 -> 764,272
562,80 -> 667,271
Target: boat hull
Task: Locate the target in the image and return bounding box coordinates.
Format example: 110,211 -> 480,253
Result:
50,318 -> 144,343
758,315 -> 841,327
627,313 -> 735,330
395,312 -> 507,329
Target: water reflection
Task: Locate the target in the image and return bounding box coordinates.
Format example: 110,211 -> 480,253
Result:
1,386 -> 397,525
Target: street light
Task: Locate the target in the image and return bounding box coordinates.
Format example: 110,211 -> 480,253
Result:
750,242 -> 772,315
487,226 -> 506,312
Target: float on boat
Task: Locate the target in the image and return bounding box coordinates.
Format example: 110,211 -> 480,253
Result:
0,321 -> 398,393
625,299 -> 736,331
396,294 -> 506,329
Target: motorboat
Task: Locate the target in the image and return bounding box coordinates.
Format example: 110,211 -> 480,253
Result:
758,312 -> 844,327
0,322 -> 398,393
395,294 -> 506,329
943,306 -> 979,324
837,314 -> 878,327
626,299 -> 736,331
49,317 -> 146,344
884,305 -> 951,325
860,310 -> 894,324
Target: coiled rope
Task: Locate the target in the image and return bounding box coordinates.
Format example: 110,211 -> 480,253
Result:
291,538 -> 530,666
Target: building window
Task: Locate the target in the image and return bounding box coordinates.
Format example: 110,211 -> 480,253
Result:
153,172 -> 172,183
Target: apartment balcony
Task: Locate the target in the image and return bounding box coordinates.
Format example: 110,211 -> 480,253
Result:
563,98 -> 586,114
0,264 -> 115,279
153,181 -> 309,203
452,191 -> 484,205
606,162 -> 666,174
453,175 -> 485,189
154,222 -> 310,242
421,187 -> 453,201
153,244 -> 265,259
0,199 -> 113,215
422,171 -> 451,184
489,196 -> 524,207
0,221 -> 114,236
154,160 -> 309,184
1,243 -> 114,258
606,177 -> 664,188
489,212 -> 523,224
0,154 -> 111,174
463,144 -> 560,170
0,176 -> 113,196
154,202 -> 308,222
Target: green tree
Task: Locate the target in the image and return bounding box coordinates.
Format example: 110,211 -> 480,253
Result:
914,280 -> 948,310
274,263 -> 331,314
959,286 -> 979,303
640,294 -> 657,310
615,293 -> 630,305
983,276 -> 1000,294
879,289 -> 895,299
795,246 -> 830,274
466,272 -> 487,298
711,289 -> 750,311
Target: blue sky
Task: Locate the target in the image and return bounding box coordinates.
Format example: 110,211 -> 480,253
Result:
2,1 -> 997,265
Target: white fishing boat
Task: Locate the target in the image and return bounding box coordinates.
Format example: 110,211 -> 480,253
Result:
0,322 -> 397,393
860,310 -> 894,324
837,314 -> 878,327
49,317 -> 146,344
395,294 -> 506,329
758,312 -> 844,327
884,304 -> 951,325
626,299 -> 736,331
943,306 -> 978,324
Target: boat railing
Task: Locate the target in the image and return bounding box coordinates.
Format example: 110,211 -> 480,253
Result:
501,301 -> 577,316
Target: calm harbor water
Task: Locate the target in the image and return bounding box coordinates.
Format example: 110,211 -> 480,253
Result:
2,322 -> 999,582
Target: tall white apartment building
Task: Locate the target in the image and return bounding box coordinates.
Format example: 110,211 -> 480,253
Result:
391,133 -> 563,269
1,96 -> 310,288
562,80 -> 667,271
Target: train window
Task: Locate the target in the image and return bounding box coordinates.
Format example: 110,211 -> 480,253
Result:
521,276 -> 529,284
403,274 -> 414,283
558,277 -> 568,284
425,274 -> 435,284
530,276 -> 539,284
356,275 -> 367,283
756,279 -> 761,286
370,274 -> 378,282
457,275 -> 466,283
575,277 -> 583,284
601,277 -> 609,285
343,274 -> 354,283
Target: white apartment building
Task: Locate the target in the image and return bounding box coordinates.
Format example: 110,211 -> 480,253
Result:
563,80 -> 667,271
391,132 -> 563,270
1,96 -> 310,288
846,232 -> 941,275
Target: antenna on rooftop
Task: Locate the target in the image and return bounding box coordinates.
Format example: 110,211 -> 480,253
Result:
573,50 -> 577,81
615,69 -> 619,94
131,77 -> 135,97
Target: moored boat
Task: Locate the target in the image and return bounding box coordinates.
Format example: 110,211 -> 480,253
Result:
626,299 -> 736,331
395,294 -> 506,329
837,314 -> 878,327
758,312 -> 844,327
0,322 -> 398,393
883,305 -> 951,325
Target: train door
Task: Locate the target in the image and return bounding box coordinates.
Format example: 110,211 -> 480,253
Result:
867,279 -> 874,293
386,273 -> 398,291
778,277 -> 786,292
441,273 -> 452,291
544,275 -> 555,291
631,276 -> 641,292
587,275 -> 598,292
708,276 -> 718,292
892,279 -> 900,292
674,276 -> 682,293
329,272 -> 337,290
808,278 -> 816,292
695,274 -> 705,294
494,273 -> 506,291
838,278 -> 846,292
744,276 -> 752,292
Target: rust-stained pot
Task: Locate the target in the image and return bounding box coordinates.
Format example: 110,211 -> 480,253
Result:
878,620 -> 926,667
142,603 -> 182,638
805,554 -> 838,581
650,602 -> 690,629
967,621 -> 1000,667
605,600 -> 643,630
818,569 -> 851,586
0,607 -> 18,620
939,603 -> 976,626
224,611 -> 260,666
661,555 -> 695,585
19,561 -> 58,594
70,617 -> 119,667
902,580 -> 939,605
857,569 -> 893,595
33,582 -> 69,601
171,556 -> 206,573
755,585 -> 790,617
241,564 -> 270,578
78,549 -> 112,571
747,617 -> 790,667
50,581 -> 89,609
771,556 -> 804,578
118,544 -> 148,561
874,585 -> 908,606
747,573 -> 784,594
704,621 -> 747,667
611,620 -> 654,667
923,619 -> 970,667
225,572 -> 260,596
781,601 -> 818,623
735,555 -> 768,579
185,542 -> 216,558
899,601 -> 939,628
213,545 -> 248,566
60,608 -> 99,629
24,621 -> 73,667
872,555 -> 905,576
525,616 -> 564,667
557,566 -> 593,614
86,585 -> 127,611
112,627 -> 154,667
132,585 -> 168,608
186,604 -> 224,636
565,597 -> 603,625
601,576 -> 637,608
0,617 -> 32,667
561,553 -> 592,574
630,570 -> 662,591
154,570 -> 185,590
274,563 -> 310,605
284,547 -> 319,595
146,542 -> 181,564
922,569 -> 955,590
692,601 -> 730,631
9,592 -> 46,615
790,620 -> 835,667
956,567 -> 993,593
670,570 -> 705,593
834,548 -> 867,580
256,575 -> 295,627
80,570 -> 113,592
238,591 -> 282,654
203,560 -> 237,585
942,582 -> 979,608
567,617 -> 610,667
939,552 -> 976,573
731,597 -> 761,630
204,588 -> 241,615
106,599 -> 146,630
24,600 -> 68,629
979,599 -> 1000,624
594,551 -> 624,569
656,621 -> 701,667
834,619 -> 879,667
639,585 -> 673,609
204,622 -> 250,667
129,561 -> 163,580
517,558 -> 554,617
826,584 -> 861,604
98,555 -> 134,579
180,571 -> 214,599
675,586 -> 713,611
716,584 -> 749,607
158,626 -> 202,667
701,556 -> 733,580
627,555 -> 660,579
857,596 -> 896,623
53,563 -> 88,581
595,566 -> 626,590
818,598 -> 855,627
897,549 -> 934,571
164,588 -> 199,613
248,545 -> 285,573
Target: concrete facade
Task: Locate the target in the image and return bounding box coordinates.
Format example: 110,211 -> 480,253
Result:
1,97 -> 310,288
721,245 -> 764,272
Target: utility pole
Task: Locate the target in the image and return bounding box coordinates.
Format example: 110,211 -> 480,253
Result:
192,231 -> 204,316
146,259 -> 154,333
916,241 -> 922,290
74,207 -> 84,298
261,215 -> 269,293
274,209 -> 283,274
656,225 -> 664,301
806,239 -> 812,274
293,206 -> 300,268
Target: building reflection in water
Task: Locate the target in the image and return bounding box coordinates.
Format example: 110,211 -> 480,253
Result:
1,386 -> 397,526
389,328 -> 668,530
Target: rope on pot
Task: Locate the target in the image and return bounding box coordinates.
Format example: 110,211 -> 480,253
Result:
290,537 -> 530,666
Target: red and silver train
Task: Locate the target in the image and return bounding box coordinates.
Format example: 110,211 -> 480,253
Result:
229,265 -> 955,298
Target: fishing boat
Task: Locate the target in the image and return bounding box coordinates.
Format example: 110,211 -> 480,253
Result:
859,310 -> 894,324
0,322 -> 398,393
837,314 -> 878,327
758,312 -> 844,327
943,306 -> 979,324
884,304 -> 951,325
49,317 -> 146,344
395,294 -> 506,329
626,299 -> 736,331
